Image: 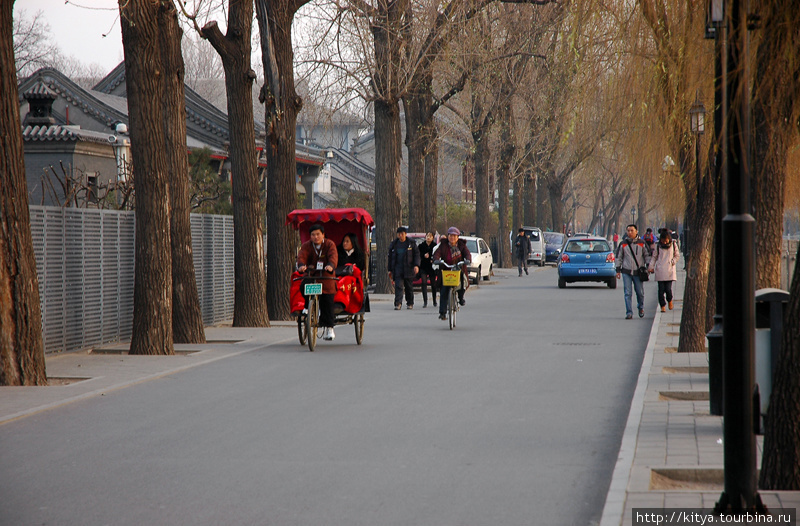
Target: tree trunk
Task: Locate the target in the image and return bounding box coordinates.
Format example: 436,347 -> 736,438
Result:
159,2 -> 206,344
548,175 -> 566,232
678,143 -> 715,353
760,241 -> 800,489
495,98 -> 514,268
752,98 -> 788,290
373,99 -> 403,293
0,0 -> 47,385
523,171 -> 536,227
256,0 -> 306,321
403,92 -> 425,231
202,0 -> 269,327
424,129 -> 439,233
120,0 -> 174,355
472,112 -> 492,240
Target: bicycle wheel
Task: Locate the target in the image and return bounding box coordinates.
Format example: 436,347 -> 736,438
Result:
354,313 -> 364,345
448,289 -> 456,330
298,316 -> 307,345
306,295 -> 318,352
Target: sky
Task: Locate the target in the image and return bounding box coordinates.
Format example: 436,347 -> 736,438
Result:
16,0 -> 125,74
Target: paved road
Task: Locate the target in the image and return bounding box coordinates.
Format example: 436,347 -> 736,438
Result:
1,267 -> 657,526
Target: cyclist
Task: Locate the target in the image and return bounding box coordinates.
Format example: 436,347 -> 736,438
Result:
297,224 -> 338,340
433,227 -> 471,321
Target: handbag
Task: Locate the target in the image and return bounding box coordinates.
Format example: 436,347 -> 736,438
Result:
627,243 -> 649,282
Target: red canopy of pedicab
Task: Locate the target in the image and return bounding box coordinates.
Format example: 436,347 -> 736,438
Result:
286,208 -> 374,249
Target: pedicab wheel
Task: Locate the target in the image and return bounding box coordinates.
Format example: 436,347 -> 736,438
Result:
306,296 -> 318,352
298,315 -> 307,345
354,313 -> 364,345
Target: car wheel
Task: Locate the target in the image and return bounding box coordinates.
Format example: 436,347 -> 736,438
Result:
558,277 -> 566,289
607,278 -> 617,289
474,266 -> 481,285
483,265 -> 491,281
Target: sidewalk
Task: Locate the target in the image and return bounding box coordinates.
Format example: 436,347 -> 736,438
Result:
600,268 -> 800,525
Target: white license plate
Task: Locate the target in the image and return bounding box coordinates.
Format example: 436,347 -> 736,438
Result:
578,268 -> 597,274
304,283 -> 323,295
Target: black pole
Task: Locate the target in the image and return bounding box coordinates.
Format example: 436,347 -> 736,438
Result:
707,18 -> 727,417
715,0 -> 762,513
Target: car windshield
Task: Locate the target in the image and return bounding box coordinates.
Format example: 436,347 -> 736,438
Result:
565,240 -> 611,253
465,240 -> 478,254
543,232 -> 564,244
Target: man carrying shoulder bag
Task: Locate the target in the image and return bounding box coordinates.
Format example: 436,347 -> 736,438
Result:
615,224 -> 652,319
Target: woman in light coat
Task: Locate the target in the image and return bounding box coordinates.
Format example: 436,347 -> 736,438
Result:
648,230 -> 680,312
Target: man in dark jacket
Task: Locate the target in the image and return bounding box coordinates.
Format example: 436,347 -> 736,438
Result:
513,228 -> 531,276
387,226 -> 420,310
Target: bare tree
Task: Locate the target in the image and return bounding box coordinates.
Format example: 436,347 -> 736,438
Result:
119,0 -> 175,355
187,0 -> 270,327
255,0 -> 313,318
1,0 -> 47,386
12,8 -> 57,77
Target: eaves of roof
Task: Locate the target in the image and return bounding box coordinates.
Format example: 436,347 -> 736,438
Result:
22,124 -> 116,145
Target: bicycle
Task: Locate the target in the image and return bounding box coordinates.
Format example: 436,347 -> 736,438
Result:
294,273 -> 340,352
437,260 -> 465,330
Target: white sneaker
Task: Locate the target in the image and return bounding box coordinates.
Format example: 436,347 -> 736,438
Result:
302,308 -> 308,315
322,327 -> 335,341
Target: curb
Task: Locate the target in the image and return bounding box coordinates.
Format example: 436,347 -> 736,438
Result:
599,305 -> 662,526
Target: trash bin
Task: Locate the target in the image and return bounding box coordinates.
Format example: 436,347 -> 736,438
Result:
754,288 -> 791,434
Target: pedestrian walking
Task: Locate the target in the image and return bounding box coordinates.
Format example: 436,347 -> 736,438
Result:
615,224 -> 652,319
433,227 -> 471,321
513,228 -> 531,276
418,231 -> 439,308
643,228 -> 656,253
648,229 -> 679,312
613,232 -> 619,250
387,226 -> 420,310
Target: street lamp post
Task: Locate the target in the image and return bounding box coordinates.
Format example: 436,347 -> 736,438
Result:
707,0 -> 727,417
630,207 -> 636,225
714,0 -> 762,513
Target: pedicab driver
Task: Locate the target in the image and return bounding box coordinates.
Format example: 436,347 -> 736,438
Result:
433,227 -> 471,321
297,224 -> 338,340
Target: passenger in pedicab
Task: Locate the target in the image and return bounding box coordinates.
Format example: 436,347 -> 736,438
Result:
296,224 -> 338,341
336,233 -> 369,313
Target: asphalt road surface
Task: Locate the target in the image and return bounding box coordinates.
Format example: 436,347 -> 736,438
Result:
1,267 -> 657,526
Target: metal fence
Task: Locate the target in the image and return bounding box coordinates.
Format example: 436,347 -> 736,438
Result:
29,206 -> 234,354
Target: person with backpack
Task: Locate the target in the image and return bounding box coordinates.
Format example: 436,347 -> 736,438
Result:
615,224 -> 652,319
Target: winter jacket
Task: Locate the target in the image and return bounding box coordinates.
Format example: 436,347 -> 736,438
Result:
432,238 -> 472,268
296,238 -> 339,294
387,238 -> 421,276
648,241 -> 679,282
615,236 -> 652,275
418,240 -> 437,273
513,234 -> 531,259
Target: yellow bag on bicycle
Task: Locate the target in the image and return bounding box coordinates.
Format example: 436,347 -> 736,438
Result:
442,270 -> 460,287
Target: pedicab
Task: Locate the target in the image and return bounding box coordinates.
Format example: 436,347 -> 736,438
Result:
287,208 -> 374,351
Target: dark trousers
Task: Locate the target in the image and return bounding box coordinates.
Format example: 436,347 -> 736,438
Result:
393,273 -> 414,306
419,269 -> 437,304
657,281 -> 674,307
303,293 -> 335,327
517,253 -> 528,274
438,285 -> 465,316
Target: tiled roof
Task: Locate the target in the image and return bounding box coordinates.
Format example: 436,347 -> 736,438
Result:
23,81 -> 57,100
22,125 -> 115,145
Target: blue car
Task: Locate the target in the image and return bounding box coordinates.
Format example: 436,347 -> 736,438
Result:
557,237 -> 617,289
543,232 -> 566,263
